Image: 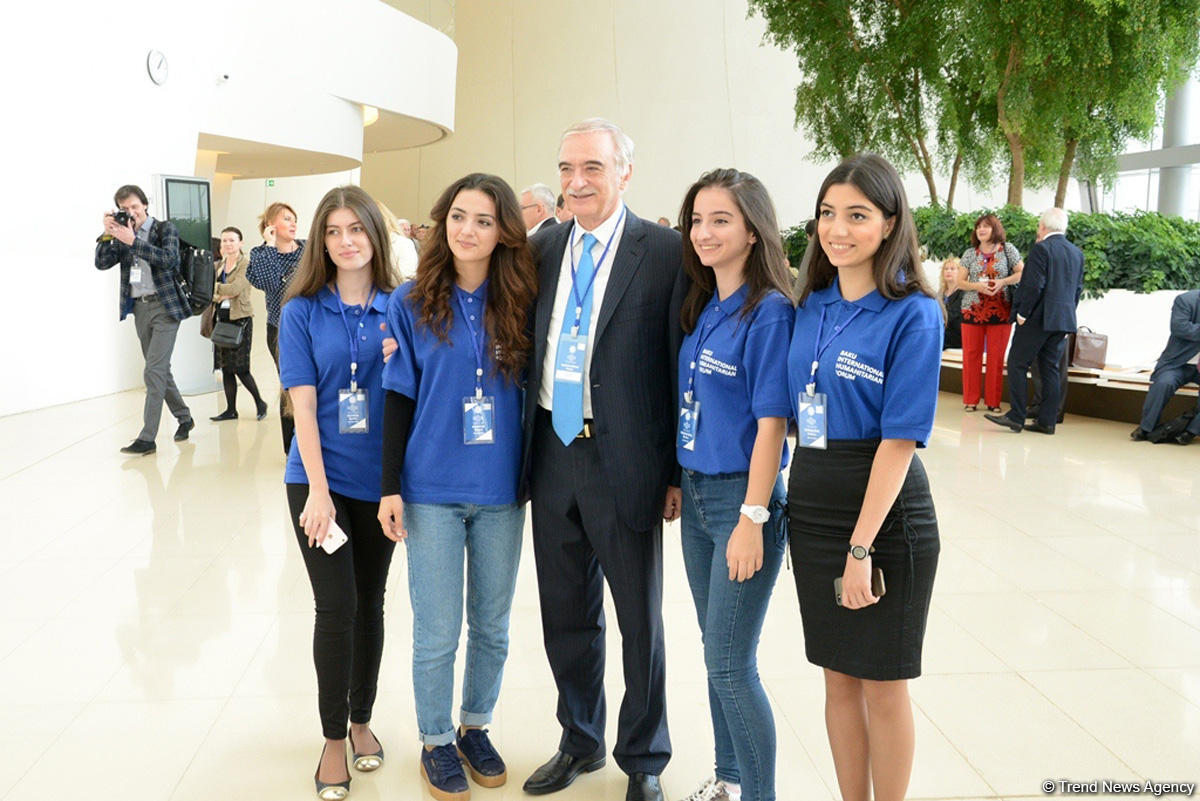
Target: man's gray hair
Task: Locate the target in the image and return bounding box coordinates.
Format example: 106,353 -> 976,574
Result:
561,118 -> 635,172
522,183 -> 556,212
1040,207 -> 1068,234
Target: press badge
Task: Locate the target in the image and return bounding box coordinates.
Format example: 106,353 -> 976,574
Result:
677,396 -> 700,451
797,392 -> 827,449
463,396 -> 496,444
554,334 -> 586,384
338,388 -> 369,434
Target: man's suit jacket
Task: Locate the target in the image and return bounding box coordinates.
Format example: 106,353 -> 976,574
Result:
1152,290 -> 1200,379
521,210 -> 686,532
1011,233 -> 1084,332
529,216 -> 557,236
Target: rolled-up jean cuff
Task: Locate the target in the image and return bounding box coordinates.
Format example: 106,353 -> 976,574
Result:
460,710 -> 491,728
420,728 -> 456,747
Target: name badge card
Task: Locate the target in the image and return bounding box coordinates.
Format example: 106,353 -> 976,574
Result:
338,388 -> 369,434
677,397 -> 700,451
798,391 -> 827,449
220,299 -> 231,309
463,396 -> 496,445
129,266 -> 142,284
554,334 -> 586,384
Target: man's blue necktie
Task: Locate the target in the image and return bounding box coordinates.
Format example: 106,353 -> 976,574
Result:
552,232 -> 598,445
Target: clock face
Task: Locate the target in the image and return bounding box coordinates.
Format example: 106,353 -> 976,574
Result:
146,50 -> 168,85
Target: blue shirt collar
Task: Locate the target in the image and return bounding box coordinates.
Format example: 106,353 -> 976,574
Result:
454,279 -> 489,301
318,284 -> 388,313
708,282 -> 749,313
817,276 -> 888,313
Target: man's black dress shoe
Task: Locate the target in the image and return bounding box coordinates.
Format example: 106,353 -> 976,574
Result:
984,413 -> 1022,432
522,748 -> 606,795
1171,431 -> 1195,445
174,417 -> 195,441
1023,422 -> 1056,434
626,772 -> 664,801
120,439 -> 156,455
1131,427 -> 1149,441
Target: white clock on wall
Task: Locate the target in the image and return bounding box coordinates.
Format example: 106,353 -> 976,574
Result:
146,50 -> 168,85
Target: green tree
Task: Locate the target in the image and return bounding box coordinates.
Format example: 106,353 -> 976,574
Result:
748,0 -> 960,205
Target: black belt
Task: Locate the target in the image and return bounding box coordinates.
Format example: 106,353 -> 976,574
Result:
135,293 -> 159,303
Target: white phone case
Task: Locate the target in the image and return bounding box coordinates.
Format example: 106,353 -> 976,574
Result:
320,518 -> 349,554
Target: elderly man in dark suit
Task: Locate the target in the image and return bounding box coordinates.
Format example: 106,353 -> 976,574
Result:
521,118 -> 685,801
1131,290 -> 1200,444
986,208 -> 1084,434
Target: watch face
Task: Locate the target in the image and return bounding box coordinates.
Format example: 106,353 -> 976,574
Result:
850,545 -> 867,559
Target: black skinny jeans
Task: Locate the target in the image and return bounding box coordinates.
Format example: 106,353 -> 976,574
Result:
287,484 -> 396,739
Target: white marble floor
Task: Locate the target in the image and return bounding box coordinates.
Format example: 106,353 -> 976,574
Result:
0,383 -> 1197,801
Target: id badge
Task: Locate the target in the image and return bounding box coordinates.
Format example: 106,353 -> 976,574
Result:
129,266 -> 142,284
338,388 -> 369,434
797,392 -> 827,449
463,396 -> 495,445
220,299 -> 231,309
554,333 -> 587,384
677,397 -> 700,451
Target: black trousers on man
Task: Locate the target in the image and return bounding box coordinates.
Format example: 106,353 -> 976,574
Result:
1005,327 -> 1068,428
529,409 -> 671,776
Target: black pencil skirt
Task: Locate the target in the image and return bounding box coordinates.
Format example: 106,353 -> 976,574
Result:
787,439 -> 939,680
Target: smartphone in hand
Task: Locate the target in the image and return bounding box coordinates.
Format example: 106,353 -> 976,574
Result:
320,518 -> 349,554
834,568 -> 885,606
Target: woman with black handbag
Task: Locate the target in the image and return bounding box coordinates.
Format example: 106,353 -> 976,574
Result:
210,226 -> 268,421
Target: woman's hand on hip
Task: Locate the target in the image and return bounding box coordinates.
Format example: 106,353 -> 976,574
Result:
726,517 -> 764,582
378,494 -> 407,542
299,489 -> 336,547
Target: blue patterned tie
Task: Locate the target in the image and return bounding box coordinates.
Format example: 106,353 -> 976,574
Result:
552,233 -> 598,445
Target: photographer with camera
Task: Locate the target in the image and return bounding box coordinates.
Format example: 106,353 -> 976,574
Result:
95,184 -> 195,455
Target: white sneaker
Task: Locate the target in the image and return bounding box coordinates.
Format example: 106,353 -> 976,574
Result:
680,776 -> 738,801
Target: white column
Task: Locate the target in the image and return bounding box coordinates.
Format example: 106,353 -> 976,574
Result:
1157,78 -> 1198,216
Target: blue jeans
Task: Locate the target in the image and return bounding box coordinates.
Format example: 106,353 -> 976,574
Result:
681,470 -> 786,801
404,502 -> 525,746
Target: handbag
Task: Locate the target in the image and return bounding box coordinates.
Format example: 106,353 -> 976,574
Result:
1072,326 -> 1108,369
199,305 -> 216,338
211,320 -> 244,348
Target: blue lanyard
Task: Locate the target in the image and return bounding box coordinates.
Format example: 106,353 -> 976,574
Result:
333,285 -> 374,391
454,287 -> 487,399
684,301 -> 735,402
807,303 -> 864,395
568,206 -> 626,333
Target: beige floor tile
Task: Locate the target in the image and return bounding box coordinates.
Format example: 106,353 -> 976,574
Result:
1019,669 -> 1200,777
1035,591 -> 1200,668
911,674 -> 1134,796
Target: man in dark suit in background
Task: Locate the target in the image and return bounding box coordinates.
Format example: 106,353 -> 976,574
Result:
1131,289 -> 1200,444
521,182 -> 559,236
521,118 -> 685,801
986,208 -> 1084,435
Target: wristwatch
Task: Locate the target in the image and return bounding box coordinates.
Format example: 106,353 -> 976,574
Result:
739,504 -> 770,524
848,544 -> 874,560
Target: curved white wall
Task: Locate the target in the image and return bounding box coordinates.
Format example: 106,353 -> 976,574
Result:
0,0 -> 456,417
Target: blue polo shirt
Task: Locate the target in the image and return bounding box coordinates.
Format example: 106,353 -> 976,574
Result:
788,279 -> 942,446
677,286 -> 794,474
279,285 -> 391,502
381,281 -> 523,505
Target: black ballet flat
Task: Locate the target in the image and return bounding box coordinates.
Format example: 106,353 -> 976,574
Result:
209,410 -> 238,421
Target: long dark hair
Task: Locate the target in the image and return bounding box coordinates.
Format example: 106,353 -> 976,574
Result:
678,169 -> 794,333
285,186 -> 397,301
409,173 -> 537,383
797,153 -> 934,306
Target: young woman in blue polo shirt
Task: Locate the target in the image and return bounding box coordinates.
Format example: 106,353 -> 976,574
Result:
278,185 -> 398,801
787,154 -> 941,801
377,173 -> 537,801
674,169 -> 794,801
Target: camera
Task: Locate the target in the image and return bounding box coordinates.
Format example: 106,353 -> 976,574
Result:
112,210 -> 133,227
